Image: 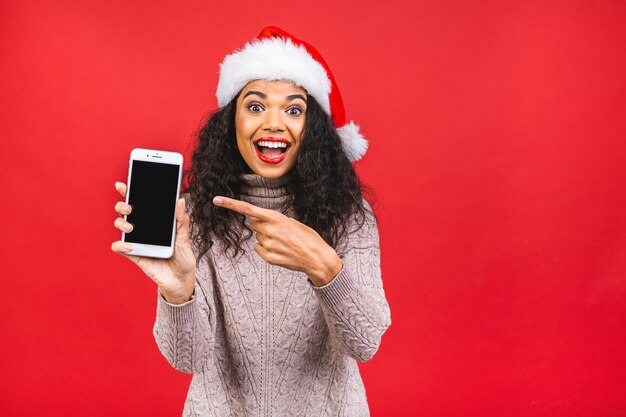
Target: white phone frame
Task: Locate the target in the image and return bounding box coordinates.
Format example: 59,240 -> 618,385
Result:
122,148 -> 183,259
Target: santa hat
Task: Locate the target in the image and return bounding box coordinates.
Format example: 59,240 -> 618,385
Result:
216,26 -> 368,162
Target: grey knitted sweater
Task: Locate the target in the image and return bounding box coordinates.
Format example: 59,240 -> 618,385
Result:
153,173 -> 391,416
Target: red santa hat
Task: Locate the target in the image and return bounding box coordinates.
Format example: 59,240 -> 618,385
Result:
216,26 -> 368,162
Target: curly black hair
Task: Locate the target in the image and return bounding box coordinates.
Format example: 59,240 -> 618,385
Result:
184,91 -> 375,262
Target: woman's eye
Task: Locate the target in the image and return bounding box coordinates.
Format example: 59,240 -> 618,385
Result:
248,104 -> 263,112
287,107 -> 303,115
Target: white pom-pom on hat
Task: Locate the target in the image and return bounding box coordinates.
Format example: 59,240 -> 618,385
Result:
337,121 -> 368,162
216,26 -> 368,162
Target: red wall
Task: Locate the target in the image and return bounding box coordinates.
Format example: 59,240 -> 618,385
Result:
1,1 -> 625,416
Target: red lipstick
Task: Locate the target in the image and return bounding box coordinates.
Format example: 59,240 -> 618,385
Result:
254,137 -> 291,165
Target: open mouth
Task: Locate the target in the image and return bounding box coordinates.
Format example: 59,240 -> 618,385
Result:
254,139 -> 291,164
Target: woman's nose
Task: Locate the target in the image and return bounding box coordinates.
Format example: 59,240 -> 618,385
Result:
262,109 -> 285,131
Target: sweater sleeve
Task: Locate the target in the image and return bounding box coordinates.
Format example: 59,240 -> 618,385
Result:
310,200 -> 392,362
152,193 -> 217,374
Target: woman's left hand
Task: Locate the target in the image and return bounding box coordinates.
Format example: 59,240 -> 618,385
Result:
213,196 -> 342,286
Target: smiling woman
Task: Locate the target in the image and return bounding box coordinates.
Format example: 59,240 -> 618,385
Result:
235,80 -> 307,178
112,25 -> 391,417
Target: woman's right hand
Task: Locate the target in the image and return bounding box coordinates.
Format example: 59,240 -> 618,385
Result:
111,181 -> 197,304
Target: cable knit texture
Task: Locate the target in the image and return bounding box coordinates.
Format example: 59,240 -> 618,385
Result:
153,173 -> 391,416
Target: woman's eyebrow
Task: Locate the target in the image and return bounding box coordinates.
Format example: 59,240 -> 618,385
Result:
243,90 -> 266,99
242,91 -> 307,103
286,94 -> 307,103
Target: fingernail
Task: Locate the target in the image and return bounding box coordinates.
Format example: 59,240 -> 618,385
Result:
123,223 -> 133,232
123,244 -> 133,251
213,197 -> 223,205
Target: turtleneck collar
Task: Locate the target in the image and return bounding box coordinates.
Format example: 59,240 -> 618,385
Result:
239,172 -> 291,211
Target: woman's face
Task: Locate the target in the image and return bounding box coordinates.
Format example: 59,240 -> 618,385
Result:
235,79 -> 307,179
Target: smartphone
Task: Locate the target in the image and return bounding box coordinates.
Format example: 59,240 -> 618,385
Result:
122,148 -> 183,258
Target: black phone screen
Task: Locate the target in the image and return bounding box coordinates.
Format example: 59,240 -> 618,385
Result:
124,160 -> 180,246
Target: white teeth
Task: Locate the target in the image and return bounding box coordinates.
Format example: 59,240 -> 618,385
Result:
257,141 -> 288,148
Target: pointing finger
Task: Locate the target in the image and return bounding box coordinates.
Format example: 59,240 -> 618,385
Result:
213,196 -> 275,221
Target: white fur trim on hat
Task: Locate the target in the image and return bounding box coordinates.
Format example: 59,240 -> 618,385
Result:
337,121 -> 368,162
216,37 -> 332,113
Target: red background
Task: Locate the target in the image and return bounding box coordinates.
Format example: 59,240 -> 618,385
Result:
1,1 -> 625,416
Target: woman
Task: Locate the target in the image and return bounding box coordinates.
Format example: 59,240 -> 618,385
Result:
112,26 -> 391,416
